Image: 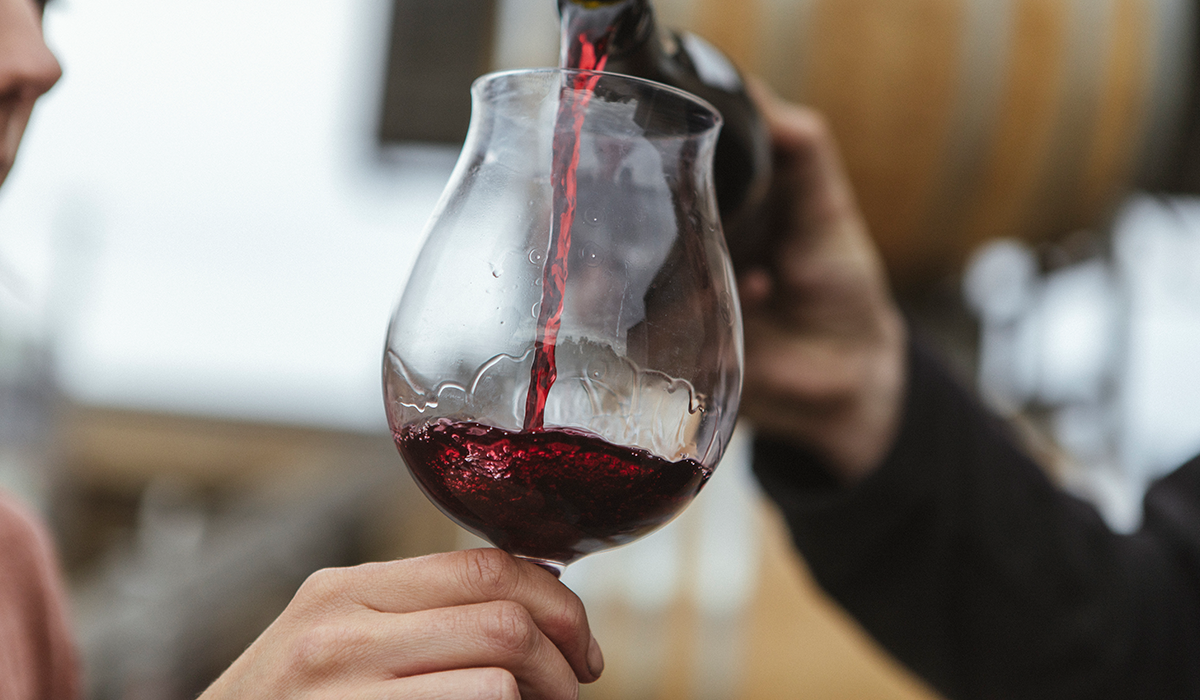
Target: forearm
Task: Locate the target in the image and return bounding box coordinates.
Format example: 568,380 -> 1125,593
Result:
755,335 -> 1200,699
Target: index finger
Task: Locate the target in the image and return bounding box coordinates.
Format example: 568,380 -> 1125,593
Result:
303,549 -> 603,684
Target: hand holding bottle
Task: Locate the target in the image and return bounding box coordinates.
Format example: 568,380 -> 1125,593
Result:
738,81 -> 907,485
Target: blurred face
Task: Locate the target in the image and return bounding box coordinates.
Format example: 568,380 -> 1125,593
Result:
0,0 -> 61,189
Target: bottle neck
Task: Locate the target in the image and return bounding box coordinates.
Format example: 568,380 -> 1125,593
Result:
557,0 -> 658,69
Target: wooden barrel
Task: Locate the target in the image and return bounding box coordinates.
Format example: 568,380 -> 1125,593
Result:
657,0 -> 1197,290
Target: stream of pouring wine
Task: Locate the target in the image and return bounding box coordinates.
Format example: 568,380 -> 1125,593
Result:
522,29 -> 611,431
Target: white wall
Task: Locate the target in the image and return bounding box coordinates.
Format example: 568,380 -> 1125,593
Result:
0,0 -> 481,430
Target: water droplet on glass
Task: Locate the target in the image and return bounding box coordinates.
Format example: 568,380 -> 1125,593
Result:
528,249 -> 545,265
719,292 -> 734,326
531,302 -> 541,318
578,242 -> 604,268
583,207 -> 602,226
490,263 -> 502,278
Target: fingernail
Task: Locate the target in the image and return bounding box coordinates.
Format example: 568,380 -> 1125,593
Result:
587,635 -> 605,678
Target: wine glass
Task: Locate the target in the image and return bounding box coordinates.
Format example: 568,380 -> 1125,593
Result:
383,68 -> 742,576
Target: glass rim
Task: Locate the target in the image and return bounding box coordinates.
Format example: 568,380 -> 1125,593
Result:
472,67 -> 724,133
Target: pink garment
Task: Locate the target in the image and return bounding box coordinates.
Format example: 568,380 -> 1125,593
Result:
0,491 -> 79,700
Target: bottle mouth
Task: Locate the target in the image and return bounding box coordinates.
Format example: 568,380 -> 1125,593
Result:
558,0 -> 657,63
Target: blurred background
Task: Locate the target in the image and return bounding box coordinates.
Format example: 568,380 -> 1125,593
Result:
2,0 -> 1200,698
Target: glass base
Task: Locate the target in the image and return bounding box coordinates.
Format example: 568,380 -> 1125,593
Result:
516,555 -> 565,578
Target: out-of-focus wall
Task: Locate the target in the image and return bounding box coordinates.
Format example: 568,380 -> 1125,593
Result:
668,0 -> 1199,292
0,0 -> 451,431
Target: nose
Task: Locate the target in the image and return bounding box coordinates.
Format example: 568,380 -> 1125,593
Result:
0,4 -> 63,101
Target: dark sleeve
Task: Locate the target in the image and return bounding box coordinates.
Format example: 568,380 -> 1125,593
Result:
753,336 -> 1200,700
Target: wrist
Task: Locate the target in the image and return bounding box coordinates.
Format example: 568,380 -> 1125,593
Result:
748,305 -> 907,488
829,306 -> 907,484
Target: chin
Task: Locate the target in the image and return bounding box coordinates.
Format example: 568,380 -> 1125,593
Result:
2,114 -> 25,189
0,129 -> 17,189
1,137 -> 15,189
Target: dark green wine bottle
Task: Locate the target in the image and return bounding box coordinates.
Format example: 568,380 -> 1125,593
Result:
558,0 -> 773,269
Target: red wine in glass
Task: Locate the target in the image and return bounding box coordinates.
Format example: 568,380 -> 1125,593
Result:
395,420 -> 711,566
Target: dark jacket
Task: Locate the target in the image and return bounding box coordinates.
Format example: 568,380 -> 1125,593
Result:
754,338 -> 1200,699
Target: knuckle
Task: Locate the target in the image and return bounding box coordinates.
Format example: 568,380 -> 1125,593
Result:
780,102 -> 830,141
288,623 -> 368,679
461,548 -> 519,600
295,567 -> 345,607
539,591 -> 588,643
479,600 -> 539,658
803,109 -> 833,140
776,101 -> 829,141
